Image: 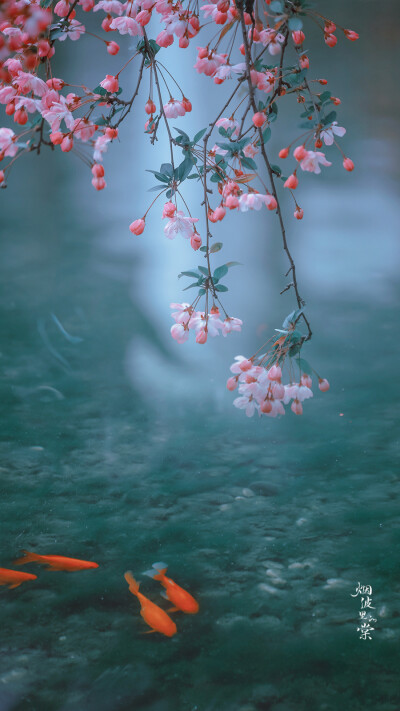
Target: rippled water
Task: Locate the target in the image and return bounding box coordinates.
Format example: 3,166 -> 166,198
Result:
1,1 -> 400,709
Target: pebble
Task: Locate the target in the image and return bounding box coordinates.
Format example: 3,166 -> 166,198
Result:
258,583 -> 284,596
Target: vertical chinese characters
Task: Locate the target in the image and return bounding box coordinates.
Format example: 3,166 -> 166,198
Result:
351,582 -> 377,640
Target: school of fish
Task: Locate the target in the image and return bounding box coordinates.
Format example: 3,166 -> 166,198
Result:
1,551 -> 199,637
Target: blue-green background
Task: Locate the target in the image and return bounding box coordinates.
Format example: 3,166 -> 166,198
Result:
1,1 -> 399,709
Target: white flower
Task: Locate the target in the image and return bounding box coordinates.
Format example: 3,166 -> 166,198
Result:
320,121 -> 346,146
163,211 -> 199,240
300,150 -> 332,174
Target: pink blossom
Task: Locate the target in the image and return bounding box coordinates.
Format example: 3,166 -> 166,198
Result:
233,395 -> 257,418
221,317 -> 242,336
215,117 -> 240,137
41,96 -> 74,132
258,29 -> 285,55
267,364 -> 282,381
57,19 -> 85,41
0,127 -> 20,157
291,399 -> 303,415
318,378 -> 330,392
93,134 -> 112,162
163,99 -> 186,118
93,1 -> 125,14
170,303 -> 193,326
163,211 -> 199,240
171,323 -> 189,343
238,192 -> 276,212
243,143 -> 258,159
320,121 -> 346,146
156,30 -> 174,48
100,74 -> 119,93
13,71 -> 48,96
110,16 -> 143,36
300,151 -> 332,174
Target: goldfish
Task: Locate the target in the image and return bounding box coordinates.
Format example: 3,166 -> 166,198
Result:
0,567 -> 37,589
14,550 -> 99,572
124,571 -> 177,637
144,562 -> 199,614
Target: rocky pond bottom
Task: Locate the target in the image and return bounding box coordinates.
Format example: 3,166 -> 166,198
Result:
1,317 -> 399,711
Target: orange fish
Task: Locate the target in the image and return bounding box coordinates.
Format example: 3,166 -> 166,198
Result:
14,550 -> 99,572
124,571 -> 177,637
0,567 -> 37,589
144,562 -> 199,614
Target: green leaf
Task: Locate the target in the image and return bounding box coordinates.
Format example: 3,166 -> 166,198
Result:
225,261 -> 241,268
210,242 -> 223,253
319,91 -> 332,104
178,270 -> 201,279
296,357 -> 313,375
193,128 -> 207,143
270,164 -> 282,177
215,284 -> 228,292
288,17 -> 303,30
269,0 -> 283,12
282,308 -> 303,329
213,265 -> 228,280
146,170 -> 170,183
289,343 -> 302,357
198,266 -> 209,277
241,156 -> 257,171
183,282 -> 201,291
148,185 -> 166,192
175,155 -> 193,183
199,246 -> 207,253
174,127 -> 190,142
198,288 -> 206,296
40,0 -> 53,7
321,110 -> 337,126
160,163 -> 173,176
262,126 -> 271,144
210,173 -> 223,183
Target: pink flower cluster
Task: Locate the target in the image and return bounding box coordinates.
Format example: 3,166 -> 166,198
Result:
227,357 -> 330,418
170,303 -> 242,344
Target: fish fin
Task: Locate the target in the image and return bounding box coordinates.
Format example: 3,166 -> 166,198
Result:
152,562 -> 168,580
152,562 -> 168,572
8,582 -> 22,589
13,550 -> 41,566
124,571 -> 139,594
143,569 -> 157,579
160,591 -> 169,600
142,629 -> 157,634
167,606 -> 179,613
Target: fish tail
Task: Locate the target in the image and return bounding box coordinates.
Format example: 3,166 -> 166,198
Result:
124,571 -> 140,594
152,561 -> 168,580
13,550 -> 42,566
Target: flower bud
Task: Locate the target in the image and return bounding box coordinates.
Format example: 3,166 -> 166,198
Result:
293,145 -> 307,161
129,218 -> 145,235
292,30 -> 305,46
107,41 -> 120,55
252,112 -> 265,128
343,157 -> 354,172
284,173 -> 298,190
324,33 -> 337,48
190,232 -> 202,250
279,147 -> 289,159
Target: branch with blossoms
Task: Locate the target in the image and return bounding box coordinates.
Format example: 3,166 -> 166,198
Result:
0,0 -> 358,419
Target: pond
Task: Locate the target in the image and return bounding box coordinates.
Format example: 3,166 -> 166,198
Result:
0,1 -> 399,709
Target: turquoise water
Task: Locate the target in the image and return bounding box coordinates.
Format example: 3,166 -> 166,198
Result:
1,1 -> 400,709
